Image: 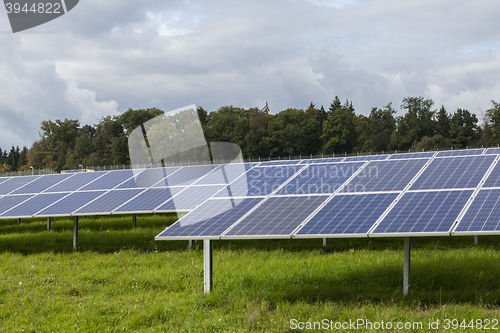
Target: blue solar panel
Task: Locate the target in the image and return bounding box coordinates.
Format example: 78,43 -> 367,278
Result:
193,163 -> 253,185
301,158 -> 344,164
436,149 -> 485,157
73,189 -> 144,215
0,177 -> 11,185
389,152 -> 436,159
1,193 -> 69,217
44,171 -> 107,192
78,170 -> 134,191
114,188 -> 175,213
10,173 -> 74,194
0,195 -> 33,215
223,195 -> 327,237
295,193 -> 398,236
0,176 -> 40,195
156,197 -> 263,239
116,167 -> 179,189
454,189 -> 500,233
155,185 -> 225,211
156,165 -> 216,187
345,159 -> 428,192
410,155 -> 495,190
258,160 -> 303,166
277,162 -> 364,195
371,190 -> 473,235
485,148 -> 500,155
483,162 -> 500,188
214,165 -> 302,197
35,191 -> 107,216
344,155 -> 389,162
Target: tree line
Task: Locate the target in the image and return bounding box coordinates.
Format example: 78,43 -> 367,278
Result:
3,96 -> 500,173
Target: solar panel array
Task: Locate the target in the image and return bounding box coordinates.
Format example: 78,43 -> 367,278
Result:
3,148 -> 500,240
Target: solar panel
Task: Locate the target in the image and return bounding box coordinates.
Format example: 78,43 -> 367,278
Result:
295,193 -> 398,237
155,197 -> 263,239
214,165 -> 303,197
258,160 -> 303,166
114,188 -> 176,213
1,193 -> 69,218
436,149 -> 485,157
301,158 -> 344,164
410,155 -> 495,190
78,170 -> 133,191
158,165 -> 217,186
345,159 -> 428,192
0,195 -> 33,215
44,171 -> 107,192
10,173 -> 74,194
116,167 -> 179,189
193,163 -> 252,185
0,177 -> 12,186
72,189 -> 145,215
223,195 -> 327,238
276,162 -> 364,195
35,191 -> 107,217
483,161 -> 500,188
485,148 -> 500,155
155,185 -> 225,211
371,190 -> 473,236
453,189 -> 500,233
388,152 -> 436,160
344,155 -> 389,162
0,176 -> 40,195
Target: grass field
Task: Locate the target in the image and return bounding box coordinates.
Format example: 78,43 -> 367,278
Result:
1,215 -> 500,332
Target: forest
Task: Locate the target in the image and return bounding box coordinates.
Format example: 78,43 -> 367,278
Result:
2,96 -> 500,173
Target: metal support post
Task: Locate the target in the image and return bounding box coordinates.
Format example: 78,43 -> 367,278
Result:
474,235 -> 479,245
47,217 -> 51,231
403,237 -> 411,295
17,218 -> 21,224
323,238 -> 328,247
189,240 -> 194,249
73,216 -> 79,250
133,214 -> 137,228
203,239 -> 213,293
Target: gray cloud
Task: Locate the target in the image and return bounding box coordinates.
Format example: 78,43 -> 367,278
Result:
1,0 -> 500,149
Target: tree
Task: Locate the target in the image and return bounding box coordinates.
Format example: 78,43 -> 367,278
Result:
322,100 -> 357,154
436,105 -> 450,138
485,100 -> 500,145
369,103 -> 396,151
449,109 -> 478,148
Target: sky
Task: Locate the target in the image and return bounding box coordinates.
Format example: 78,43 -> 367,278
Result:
1,0 -> 500,149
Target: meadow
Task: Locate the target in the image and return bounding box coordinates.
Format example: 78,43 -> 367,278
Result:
0,215 -> 500,332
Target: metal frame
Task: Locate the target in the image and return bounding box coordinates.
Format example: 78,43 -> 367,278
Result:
403,237 -> 411,295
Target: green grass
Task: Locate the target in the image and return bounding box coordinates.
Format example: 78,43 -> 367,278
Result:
1,216 -> 500,332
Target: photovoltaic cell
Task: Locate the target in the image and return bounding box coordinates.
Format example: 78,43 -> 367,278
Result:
295,193 -> 398,236
214,165 -> 302,197
301,158 -> 344,164
78,170 -> 134,191
114,188 -> 175,213
344,155 -> 389,162
345,159 -> 428,192
116,167 -> 179,189
371,190 -> 473,235
0,176 -> 40,195
10,173 -> 74,194
0,177 -> 11,186
44,171 -> 107,192
454,189 -> 500,233
159,165 -> 217,186
224,195 -> 327,237
485,148 -> 500,155
73,189 -> 144,215
1,193 -> 69,217
155,197 -> 263,239
258,160 -> 303,166
389,152 -> 436,160
410,155 -> 495,190
193,163 -> 253,185
0,195 -> 33,215
35,191 -> 107,216
436,149 -> 485,157
276,162 -> 364,195
483,162 -> 500,188
155,185 -> 224,211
